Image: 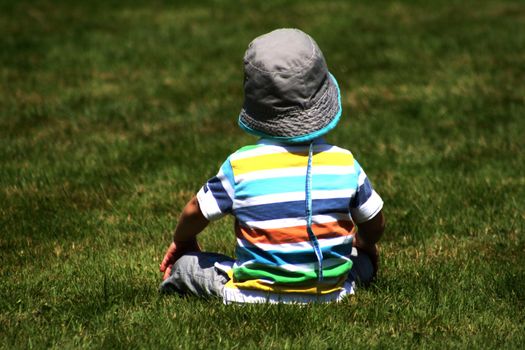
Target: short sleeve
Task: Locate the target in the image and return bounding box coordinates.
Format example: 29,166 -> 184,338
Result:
349,160 -> 383,224
196,158 -> 235,221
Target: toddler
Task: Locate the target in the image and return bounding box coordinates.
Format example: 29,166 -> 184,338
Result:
159,28 -> 385,304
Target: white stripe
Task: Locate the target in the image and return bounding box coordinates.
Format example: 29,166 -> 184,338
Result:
235,191 -> 305,209
222,280 -> 355,304
244,213 -> 353,229
350,190 -> 384,224
196,186 -> 225,221
231,146 -> 283,160
357,169 -> 367,186
216,168 -> 235,199
237,235 -> 353,253
235,165 -> 355,183
231,144 -> 340,161
233,189 -> 355,209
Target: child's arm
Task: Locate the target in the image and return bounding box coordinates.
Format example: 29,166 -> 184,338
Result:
354,210 -> 385,277
160,195 -> 209,280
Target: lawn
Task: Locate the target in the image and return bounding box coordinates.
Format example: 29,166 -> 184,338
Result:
1,0 -> 524,348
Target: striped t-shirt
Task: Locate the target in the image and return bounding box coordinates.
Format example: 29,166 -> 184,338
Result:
196,138 -> 383,303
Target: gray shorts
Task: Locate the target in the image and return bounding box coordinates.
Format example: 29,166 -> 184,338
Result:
159,250 -> 374,300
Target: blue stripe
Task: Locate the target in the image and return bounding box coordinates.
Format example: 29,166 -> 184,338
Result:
236,174 -> 354,198
350,177 -> 372,208
236,241 -> 353,267
305,142 -> 324,281
207,176 -> 233,213
234,197 -> 350,223
329,242 -> 354,257
236,244 -> 316,266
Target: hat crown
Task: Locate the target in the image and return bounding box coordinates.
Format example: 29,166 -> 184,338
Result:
243,29 -> 329,120
245,29 -> 318,74
239,28 -> 342,143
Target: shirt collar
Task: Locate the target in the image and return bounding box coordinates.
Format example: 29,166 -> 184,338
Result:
256,137 -> 327,146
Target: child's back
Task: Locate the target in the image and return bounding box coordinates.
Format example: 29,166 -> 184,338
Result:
160,29 -> 385,304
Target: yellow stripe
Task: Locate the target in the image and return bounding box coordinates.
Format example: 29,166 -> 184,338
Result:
224,271 -> 346,294
231,151 -> 354,175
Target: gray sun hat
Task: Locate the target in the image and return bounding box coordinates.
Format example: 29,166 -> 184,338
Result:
238,28 -> 342,143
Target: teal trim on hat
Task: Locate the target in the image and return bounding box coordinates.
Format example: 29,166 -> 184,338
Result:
238,74 -> 343,144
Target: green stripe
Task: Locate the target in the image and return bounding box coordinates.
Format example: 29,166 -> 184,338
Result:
235,144 -> 261,153
233,261 -> 353,284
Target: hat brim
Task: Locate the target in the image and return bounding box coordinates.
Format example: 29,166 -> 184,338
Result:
238,73 -> 342,143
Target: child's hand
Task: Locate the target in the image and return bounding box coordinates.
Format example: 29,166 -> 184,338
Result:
160,196 -> 208,280
354,210 -> 385,279
353,234 -> 379,278
160,240 -> 201,280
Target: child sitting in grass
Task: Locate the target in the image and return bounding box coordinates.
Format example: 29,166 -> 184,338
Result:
159,28 -> 385,304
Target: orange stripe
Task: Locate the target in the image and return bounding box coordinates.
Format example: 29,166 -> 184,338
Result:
236,220 -> 355,246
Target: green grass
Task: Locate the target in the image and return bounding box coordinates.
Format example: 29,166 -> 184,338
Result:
1,0 -> 524,348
